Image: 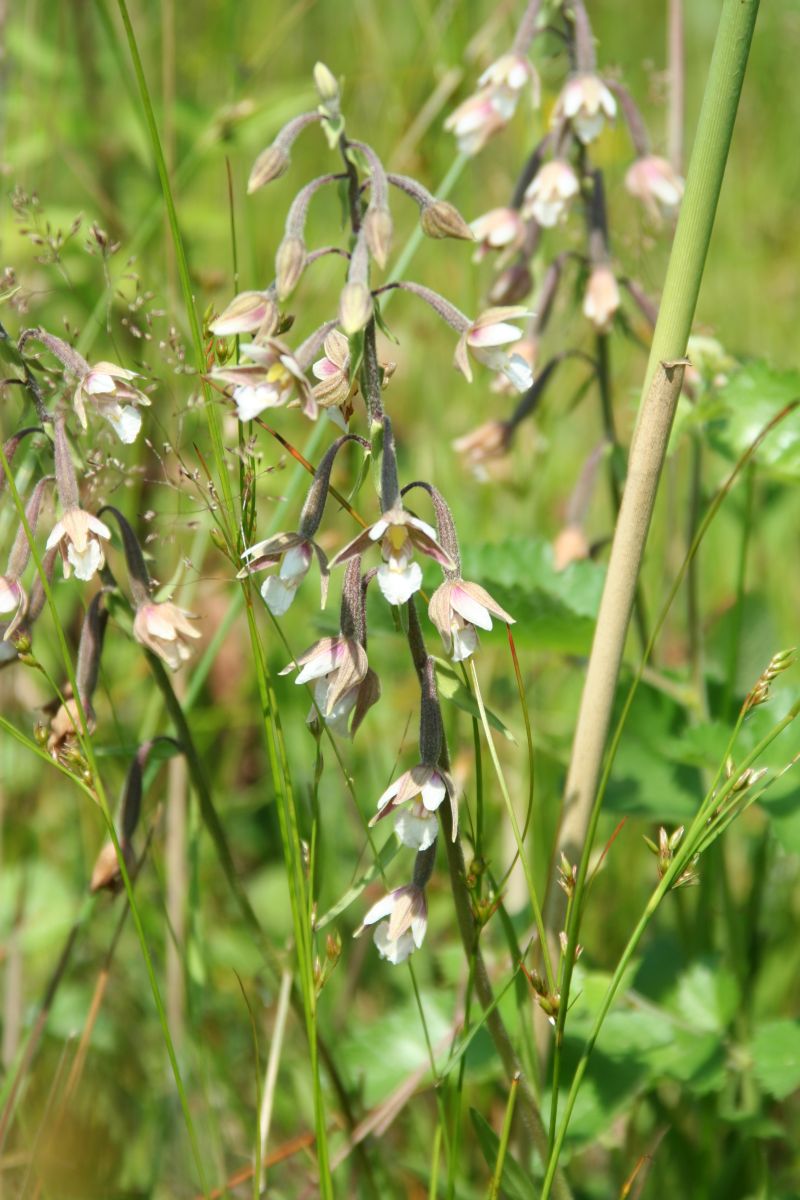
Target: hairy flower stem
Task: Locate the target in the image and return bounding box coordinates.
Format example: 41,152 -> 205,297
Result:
404,602 -> 571,1200
551,0 -> 760,922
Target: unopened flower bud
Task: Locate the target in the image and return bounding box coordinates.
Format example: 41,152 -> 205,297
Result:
420,200 -> 474,241
248,143 -> 290,193
313,62 -> 340,106
364,205 -> 393,270
209,290 -> 278,338
275,235 -> 307,300
583,264 -> 620,332
90,839 -> 134,894
339,282 -> 373,335
553,525 -> 590,572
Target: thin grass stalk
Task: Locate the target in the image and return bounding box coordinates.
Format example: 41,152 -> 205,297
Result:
489,1074 -> 520,1200
547,399 -> 796,1149
467,661 -> 554,993
550,0 -> 760,921
723,463 -> 755,717
0,455 -> 207,1189
259,969 -> 293,1192
114,0 -> 236,541
242,598 -> 334,1198
540,702 -> 798,1198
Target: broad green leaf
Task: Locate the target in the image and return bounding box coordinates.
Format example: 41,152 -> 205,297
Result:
460,537 -> 605,654
470,1107 -> 538,1200
340,990 -> 451,1106
604,681 -> 702,821
669,961 -> 741,1034
709,361 -> 800,482
750,1019 -> 800,1099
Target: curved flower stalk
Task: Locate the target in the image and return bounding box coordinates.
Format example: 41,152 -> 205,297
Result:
330,418 -> 455,605
22,329 -> 150,443
282,557 -> 380,738
45,588 -> 108,762
242,433 -> 369,615
401,479 -> 515,661
99,506 -> 201,672
371,657 -> 459,841
48,413 -> 110,582
0,474 -> 54,641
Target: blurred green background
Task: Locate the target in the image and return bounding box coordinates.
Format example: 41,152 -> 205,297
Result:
1,1 -> 800,1197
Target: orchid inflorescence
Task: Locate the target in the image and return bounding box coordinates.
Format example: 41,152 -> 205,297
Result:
445,0 -> 684,538
0,53 -> 522,965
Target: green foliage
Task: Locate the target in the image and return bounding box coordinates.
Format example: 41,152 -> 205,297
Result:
1,3 -> 799,1199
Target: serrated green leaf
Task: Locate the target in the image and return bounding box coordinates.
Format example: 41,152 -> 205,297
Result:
750,1019 -> 800,1099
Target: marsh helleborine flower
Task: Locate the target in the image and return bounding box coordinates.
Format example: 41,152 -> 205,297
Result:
281,635 -> 369,725
359,883 -> 428,964
522,160 -> 580,228
240,530 -> 328,616
469,208 -> 526,262
454,306 -> 534,393
452,420 -> 512,480
444,54 -> 539,156
331,507 -> 455,606
311,330 -> 357,427
46,509 -> 111,582
625,155 -> 685,221
0,576 -> 26,641
209,290 -> 278,338
74,362 -> 151,444
582,264 -> 621,332
554,73 -> 617,145
372,761 -> 460,839
428,578 -> 515,662
211,338 -> 316,423
133,601 -> 201,671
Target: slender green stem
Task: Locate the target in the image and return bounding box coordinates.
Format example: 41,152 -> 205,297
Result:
685,432 -> 708,715
723,463 -> 755,717
489,1075 -> 520,1200
468,661 -> 554,993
